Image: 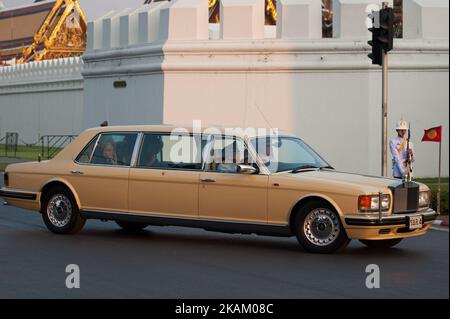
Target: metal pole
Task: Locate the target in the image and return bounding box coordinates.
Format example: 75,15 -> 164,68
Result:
378,192 -> 383,221
41,137 -> 44,162
437,141 -> 442,214
382,50 -> 388,176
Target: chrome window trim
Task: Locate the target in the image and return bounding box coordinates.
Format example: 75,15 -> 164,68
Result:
89,134 -> 101,163
201,134 -> 214,172
130,133 -> 144,167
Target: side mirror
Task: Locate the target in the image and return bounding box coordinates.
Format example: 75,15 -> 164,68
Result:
237,164 -> 259,175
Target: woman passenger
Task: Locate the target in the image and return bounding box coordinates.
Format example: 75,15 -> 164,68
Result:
102,141 -> 117,165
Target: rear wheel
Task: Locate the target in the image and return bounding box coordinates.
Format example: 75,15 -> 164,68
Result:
42,186 -> 85,234
359,238 -> 403,248
294,200 -> 350,254
116,221 -> 148,231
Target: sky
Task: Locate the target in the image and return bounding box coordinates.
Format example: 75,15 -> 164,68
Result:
1,0 -> 36,9
0,0 -> 147,22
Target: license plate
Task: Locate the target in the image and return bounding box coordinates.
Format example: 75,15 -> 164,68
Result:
408,216 -> 423,230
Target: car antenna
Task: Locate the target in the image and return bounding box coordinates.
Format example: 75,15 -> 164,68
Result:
254,102 -> 276,134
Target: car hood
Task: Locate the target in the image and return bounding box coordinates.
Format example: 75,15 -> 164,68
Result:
275,169 -> 414,194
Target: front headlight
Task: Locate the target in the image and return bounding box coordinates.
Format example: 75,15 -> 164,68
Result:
358,194 -> 390,212
419,190 -> 431,208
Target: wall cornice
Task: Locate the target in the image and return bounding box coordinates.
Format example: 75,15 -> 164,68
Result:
81,39 -> 448,78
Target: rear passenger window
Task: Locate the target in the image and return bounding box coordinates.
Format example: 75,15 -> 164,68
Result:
137,133 -> 202,170
83,133 -> 137,166
76,136 -> 97,164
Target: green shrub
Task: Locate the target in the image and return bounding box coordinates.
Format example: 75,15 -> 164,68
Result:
430,185 -> 449,215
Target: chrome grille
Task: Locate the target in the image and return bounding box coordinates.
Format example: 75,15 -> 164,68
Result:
389,181 -> 420,214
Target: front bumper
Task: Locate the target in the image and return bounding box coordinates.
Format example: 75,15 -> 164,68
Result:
343,208 -> 438,240
345,208 -> 438,226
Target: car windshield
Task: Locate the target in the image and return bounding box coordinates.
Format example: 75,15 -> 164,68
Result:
250,136 -> 330,173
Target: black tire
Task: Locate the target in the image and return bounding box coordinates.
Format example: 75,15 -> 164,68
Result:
41,186 -> 85,234
116,221 -> 148,231
294,200 -> 350,254
359,238 -> 403,248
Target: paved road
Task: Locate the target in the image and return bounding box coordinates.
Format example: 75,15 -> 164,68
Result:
0,186 -> 448,299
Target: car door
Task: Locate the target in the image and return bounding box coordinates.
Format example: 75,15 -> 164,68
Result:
70,132 -> 138,213
199,135 -> 269,223
128,132 -> 203,218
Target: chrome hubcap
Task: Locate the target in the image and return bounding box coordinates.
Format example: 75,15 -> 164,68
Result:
304,208 -> 340,246
47,194 -> 72,227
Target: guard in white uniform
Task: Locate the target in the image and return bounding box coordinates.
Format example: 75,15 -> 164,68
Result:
389,120 -> 415,179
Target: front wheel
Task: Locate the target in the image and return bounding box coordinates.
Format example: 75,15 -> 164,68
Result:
116,221 -> 148,231
359,238 -> 403,248
294,200 -> 350,254
42,186 -> 85,234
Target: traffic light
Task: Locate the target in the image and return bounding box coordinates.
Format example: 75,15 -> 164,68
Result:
368,7 -> 394,65
368,10 -> 382,66
378,7 -> 394,52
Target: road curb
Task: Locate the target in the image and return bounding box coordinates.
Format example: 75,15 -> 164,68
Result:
431,226 -> 449,232
432,217 -> 449,232
433,219 -> 449,227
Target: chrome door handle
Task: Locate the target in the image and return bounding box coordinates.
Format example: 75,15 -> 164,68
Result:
200,178 -> 216,183
70,170 -> 84,175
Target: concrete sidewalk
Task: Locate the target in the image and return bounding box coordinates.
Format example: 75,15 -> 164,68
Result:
433,215 -> 449,228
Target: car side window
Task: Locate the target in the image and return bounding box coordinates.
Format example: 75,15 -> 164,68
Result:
88,133 -> 137,166
137,133 -> 203,170
76,136 -> 98,164
205,136 -> 255,173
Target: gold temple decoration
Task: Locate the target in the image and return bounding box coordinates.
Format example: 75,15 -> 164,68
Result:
208,0 -> 334,37
265,0 -> 277,25
19,0 -> 87,63
209,0 -> 220,23
209,0 -> 278,25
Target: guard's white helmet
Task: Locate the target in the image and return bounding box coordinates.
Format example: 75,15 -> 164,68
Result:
396,120 -> 408,131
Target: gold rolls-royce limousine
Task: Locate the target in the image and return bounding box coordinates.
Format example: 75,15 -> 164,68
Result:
0,125 -> 438,253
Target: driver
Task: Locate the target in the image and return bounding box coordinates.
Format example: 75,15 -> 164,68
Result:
217,142 -> 239,173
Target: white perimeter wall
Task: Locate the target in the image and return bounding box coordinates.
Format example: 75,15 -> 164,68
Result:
0,58 -> 84,144
160,41 -> 449,178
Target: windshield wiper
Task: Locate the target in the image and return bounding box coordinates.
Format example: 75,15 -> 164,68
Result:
319,165 -> 334,170
291,165 -> 321,173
